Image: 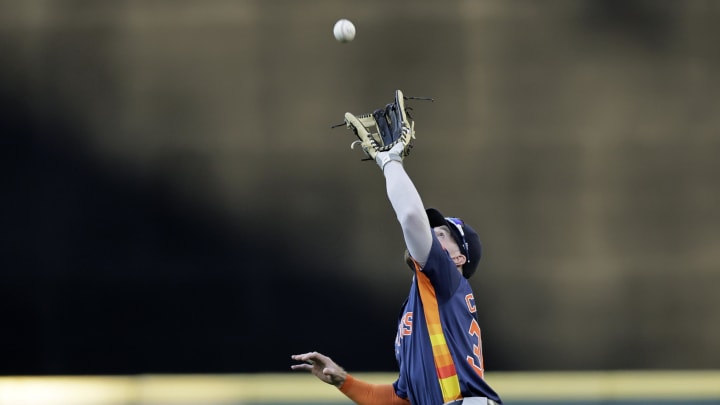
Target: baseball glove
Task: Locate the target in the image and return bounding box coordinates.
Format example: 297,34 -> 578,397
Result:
339,89 -> 427,162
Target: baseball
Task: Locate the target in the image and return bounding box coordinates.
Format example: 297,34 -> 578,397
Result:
333,19 -> 356,43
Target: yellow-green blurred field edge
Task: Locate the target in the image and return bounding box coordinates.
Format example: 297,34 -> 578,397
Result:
1,371 -> 719,405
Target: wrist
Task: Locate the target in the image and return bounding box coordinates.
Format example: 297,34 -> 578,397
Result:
337,373 -> 352,390
376,153 -> 403,171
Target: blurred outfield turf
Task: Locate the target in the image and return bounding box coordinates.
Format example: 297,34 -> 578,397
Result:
0,371 -> 719,404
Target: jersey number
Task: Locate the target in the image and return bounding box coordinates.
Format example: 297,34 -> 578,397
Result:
466,318 -> 484,377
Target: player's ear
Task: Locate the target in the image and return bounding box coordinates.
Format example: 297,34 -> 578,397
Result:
452,254 -> 467,267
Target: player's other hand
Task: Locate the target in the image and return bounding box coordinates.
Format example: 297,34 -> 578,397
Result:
291,351 -> 348,387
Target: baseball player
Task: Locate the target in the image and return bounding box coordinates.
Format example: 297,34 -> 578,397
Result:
292,91 -> 502,405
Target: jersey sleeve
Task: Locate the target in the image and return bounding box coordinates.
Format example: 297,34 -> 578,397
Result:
392,377 -> 408,401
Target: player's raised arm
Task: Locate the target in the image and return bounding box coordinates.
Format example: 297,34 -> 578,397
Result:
381,156 -> 432,267
341,89 -> 433,267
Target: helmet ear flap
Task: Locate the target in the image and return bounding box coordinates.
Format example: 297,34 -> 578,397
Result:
462,266 -> 475,279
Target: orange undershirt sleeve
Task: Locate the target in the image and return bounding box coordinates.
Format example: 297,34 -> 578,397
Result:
338,374 -> 410,405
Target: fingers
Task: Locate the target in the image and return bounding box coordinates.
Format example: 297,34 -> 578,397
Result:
290,363 -> 312,371
291,351 -> 316,363
291,351 -> 326,371
292,351 -> 329,364
290,352 -> 316,373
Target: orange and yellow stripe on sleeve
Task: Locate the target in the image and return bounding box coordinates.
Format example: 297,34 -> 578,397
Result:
416,269 -> 462,403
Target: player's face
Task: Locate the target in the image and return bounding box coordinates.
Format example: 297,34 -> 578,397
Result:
433,225 -> 465,269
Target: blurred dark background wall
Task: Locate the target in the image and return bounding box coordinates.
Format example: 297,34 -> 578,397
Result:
1,0 -> 718,375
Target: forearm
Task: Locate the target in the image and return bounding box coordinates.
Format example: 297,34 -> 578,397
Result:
339,375 -> 410,405
383,161 -> 432,266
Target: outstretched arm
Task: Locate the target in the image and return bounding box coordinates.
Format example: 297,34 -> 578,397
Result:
382,158 -> 432,267
342,89 -> 431,267
291,352 -> 409,405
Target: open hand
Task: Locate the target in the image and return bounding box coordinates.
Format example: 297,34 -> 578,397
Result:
291,351 -> 348,387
